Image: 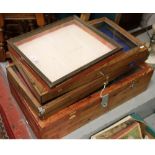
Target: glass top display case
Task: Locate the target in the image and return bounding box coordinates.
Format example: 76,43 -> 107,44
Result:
8,16 -> 121,87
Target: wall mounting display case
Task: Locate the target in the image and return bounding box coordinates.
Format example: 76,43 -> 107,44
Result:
7,63 -> 154,138
8,16 -> 149,106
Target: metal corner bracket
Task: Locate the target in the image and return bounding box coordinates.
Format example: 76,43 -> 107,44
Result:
38,107 -> 45,116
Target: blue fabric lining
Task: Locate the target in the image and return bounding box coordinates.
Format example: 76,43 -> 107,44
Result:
99,27 -> 131,52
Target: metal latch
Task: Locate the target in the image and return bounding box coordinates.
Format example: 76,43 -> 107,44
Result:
100,81 -> 109,108
101,94 -> 109,107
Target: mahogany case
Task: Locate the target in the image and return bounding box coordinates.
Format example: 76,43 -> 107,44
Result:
7,16 -> 149,105
7,63 -> 154,138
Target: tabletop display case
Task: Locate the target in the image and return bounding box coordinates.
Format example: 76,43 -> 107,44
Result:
7,16 -> 149,118
6,16 -> 154,138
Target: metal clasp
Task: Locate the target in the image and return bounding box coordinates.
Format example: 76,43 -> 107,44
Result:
100,78 -> 109,108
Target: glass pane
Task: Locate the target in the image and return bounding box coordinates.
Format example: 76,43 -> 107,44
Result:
94,23 -> 137,52
13,22 -> 118,87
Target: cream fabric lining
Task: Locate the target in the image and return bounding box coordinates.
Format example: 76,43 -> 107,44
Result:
17,24 -> 115,84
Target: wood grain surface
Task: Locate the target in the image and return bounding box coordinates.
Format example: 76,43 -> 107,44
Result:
8,17 -> 149,104
7,63 -> 154,138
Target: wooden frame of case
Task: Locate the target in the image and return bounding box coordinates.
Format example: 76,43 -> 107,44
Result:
8,16 -> 149,105
7,42 -> 149,119
7,63 -> 154,138
7,16 -> 121,88
88,17 -> 142,45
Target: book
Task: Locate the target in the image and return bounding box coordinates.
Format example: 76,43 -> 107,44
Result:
91,116 -> 143,139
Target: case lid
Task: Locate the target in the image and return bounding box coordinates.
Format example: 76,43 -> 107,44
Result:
8,16 -> 121,87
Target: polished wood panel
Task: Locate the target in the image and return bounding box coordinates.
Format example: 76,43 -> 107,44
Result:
7,63 -> 154,138
8,16 -> 149,104
8,46 -> 149,118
